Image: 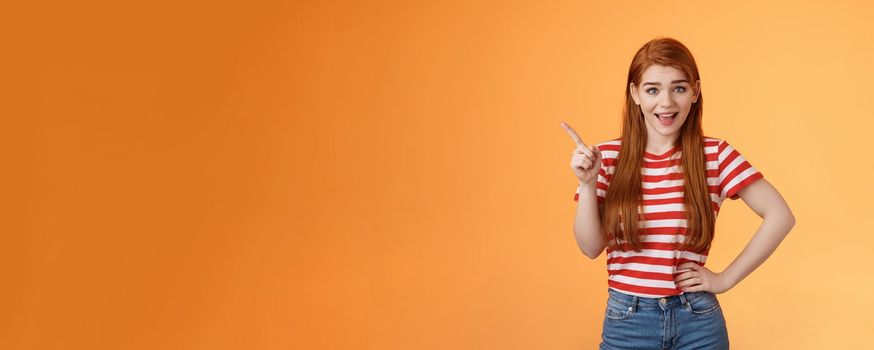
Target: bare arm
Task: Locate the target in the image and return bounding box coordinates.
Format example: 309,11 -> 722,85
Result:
560,121 -> 607,260
574,182 -> 606,259
719,178 -> 796,289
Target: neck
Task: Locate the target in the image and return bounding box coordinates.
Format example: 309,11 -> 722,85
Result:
646,133 -> 679,154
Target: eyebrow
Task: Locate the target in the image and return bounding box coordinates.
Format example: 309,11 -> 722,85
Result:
642,80 -> 689,86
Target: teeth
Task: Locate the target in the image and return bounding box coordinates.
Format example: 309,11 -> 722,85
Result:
657,113 -> 677,119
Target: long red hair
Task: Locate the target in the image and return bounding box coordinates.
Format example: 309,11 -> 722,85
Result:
601,37 -> 714,254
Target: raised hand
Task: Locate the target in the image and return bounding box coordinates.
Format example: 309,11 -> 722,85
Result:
560,121 -> 602,186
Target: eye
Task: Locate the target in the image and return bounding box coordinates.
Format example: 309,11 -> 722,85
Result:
646,88 -> 658,94
674,86 -> 687,93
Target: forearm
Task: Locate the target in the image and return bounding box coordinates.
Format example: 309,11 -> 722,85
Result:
574,182 -> 605,259
720,211 -> 796,289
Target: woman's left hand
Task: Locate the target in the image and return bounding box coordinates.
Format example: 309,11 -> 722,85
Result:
674,262 -> 733,294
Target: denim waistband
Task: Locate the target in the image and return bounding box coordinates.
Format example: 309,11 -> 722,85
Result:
607,287 -> 697,311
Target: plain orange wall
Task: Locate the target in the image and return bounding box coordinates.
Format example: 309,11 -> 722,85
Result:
4,0 -> 874,349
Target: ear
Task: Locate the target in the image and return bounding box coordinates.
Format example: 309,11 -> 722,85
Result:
693,79 -> 701,103
629,82 -> 640,105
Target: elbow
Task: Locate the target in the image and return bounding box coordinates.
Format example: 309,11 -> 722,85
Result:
782,207 -> 796,229
574,227 -> 606,259
576,241 -> 600,260
582,243 -> 605,260
766,209 -> 796,232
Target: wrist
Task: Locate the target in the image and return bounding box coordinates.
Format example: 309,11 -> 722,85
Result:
718,270 -> 739,290
580,181 -> 597,191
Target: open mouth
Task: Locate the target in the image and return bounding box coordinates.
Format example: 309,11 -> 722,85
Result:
655,112 -> 678,121
655,112 -> 678,126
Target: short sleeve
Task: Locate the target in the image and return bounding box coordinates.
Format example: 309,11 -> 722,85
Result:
717,139 -> 764,200
573,163 -> 609,204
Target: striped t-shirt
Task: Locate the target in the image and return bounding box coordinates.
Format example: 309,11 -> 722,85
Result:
573,137 -> 764,298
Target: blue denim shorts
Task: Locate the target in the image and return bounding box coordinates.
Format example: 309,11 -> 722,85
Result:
599,287 -> 729,350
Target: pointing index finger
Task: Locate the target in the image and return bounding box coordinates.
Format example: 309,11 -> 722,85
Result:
560,121 -> 588,148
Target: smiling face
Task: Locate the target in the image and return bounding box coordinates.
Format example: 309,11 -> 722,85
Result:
630,64 -> 700,143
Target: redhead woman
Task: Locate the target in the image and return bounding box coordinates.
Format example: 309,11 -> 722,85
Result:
560,37 -> 795,350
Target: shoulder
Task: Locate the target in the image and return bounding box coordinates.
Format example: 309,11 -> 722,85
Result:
703,136 -> 723,147
595,137 -> 733,158
595,138 -> 621,159
703,136 -> 727,155
595,137 -> 621,148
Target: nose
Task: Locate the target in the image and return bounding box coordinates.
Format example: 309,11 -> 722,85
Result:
658,90 -> 675,108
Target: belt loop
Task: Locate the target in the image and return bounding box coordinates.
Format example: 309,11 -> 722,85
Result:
631,295 -> 639,312
679,293 -> 689,307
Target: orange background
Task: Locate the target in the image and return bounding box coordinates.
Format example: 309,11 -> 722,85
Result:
4,0 -> 874,349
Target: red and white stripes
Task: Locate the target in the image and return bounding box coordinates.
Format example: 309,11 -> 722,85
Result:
573,137 -> 763,297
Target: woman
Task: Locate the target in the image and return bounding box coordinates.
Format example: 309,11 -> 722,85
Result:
560,37 -> 795,349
